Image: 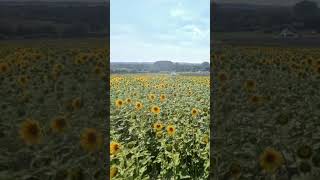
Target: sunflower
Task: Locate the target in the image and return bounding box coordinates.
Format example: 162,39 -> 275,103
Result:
244,80 -> 256,92
160,94 -> 166,102
148,94 -> 156,101
72,97 -> 82,110
191,108 -> 199,117
249,95 -> 261,105
17,75 -> 29,87
110,141 -> 121,155
126,98 -> 131,104
259,148 -> 284,173
110,166 -> 118,179
297,144 -> 313,159
228,162 -> 241,179
51,116 -> 68,133
0,62 -> 9,73
151,106 -> 161,114
115,99 -> 124,108
80,128 -> 103,152
156,131 -> 163,139
153,122 -> 163,131
19,119 -> 42,145
135,102 -> 143,110
166,125 -> 176,136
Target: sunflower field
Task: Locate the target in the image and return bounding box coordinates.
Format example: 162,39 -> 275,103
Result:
110,74 -> 210,179
212,46 -> 320,179
0,39 -> 109,179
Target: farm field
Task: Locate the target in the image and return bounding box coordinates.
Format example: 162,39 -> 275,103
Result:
0,39 -> 109,179
110,74 -> 210,179
212,46 -> 320,179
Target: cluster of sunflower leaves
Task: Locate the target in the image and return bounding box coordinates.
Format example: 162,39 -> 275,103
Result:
0,42 -> 109,180
211,46 -> 320,180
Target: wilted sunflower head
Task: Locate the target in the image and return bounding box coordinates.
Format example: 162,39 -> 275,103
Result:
51,116 -> 68,133
135,102 -> 143,110
110,141 -> 121,155
153,122 -> 163,131
259,147 -> 284,173
80,128 -> 103,152
110,166 -> 118,179
0,62 -> 9,73
151,106 -> 161,114
166,125 -> 176,136
191,108 -> 199,117
115,99 -> 123,108
19,119 -> 42,145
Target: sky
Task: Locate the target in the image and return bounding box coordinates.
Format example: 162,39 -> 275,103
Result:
215,0 -> 320,6
110,0 -> 210,63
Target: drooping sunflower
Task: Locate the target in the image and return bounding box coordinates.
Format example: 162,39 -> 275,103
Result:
151,106 -> 161,114
166,125 -> 176,136
110,166 -> 118,179
80,128 -> 103,152
259,148 -> 284,173
191,108 -> 199,117
153,122 -> 163,131
19,119 -> 42,145
160,94 -> 166,102
135,102 -> 143,110
51,116 -> 68,133
115,99 -> 124,108
110,141 -> 121,155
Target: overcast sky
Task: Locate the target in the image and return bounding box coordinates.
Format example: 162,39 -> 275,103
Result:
111,0 -> 210,63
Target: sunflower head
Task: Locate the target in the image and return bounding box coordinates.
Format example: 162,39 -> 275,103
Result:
0,62 -> 9,73
115,99 -> 123,108
148,94 -> 156,101
244,80 -> 256,91
72,97 -> 82,110
228,162 -> 241,179
110,141 -> 121,155
19,119 -> 42,145
160,94 -> 166,102
51,116 -> 68,133
297,144 -> 313,159
135,102 -> 143,110
126,98 -> 131,104
110,166 -> 118,179
151,106 -> 161,114
259,148 -> 284,173
191,108 -> 199,117
156,131 -> 163,139
17,75 -> 29,87
166,125 -> 176,136
80,128 -> 103,152
153,122 -> 163,131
